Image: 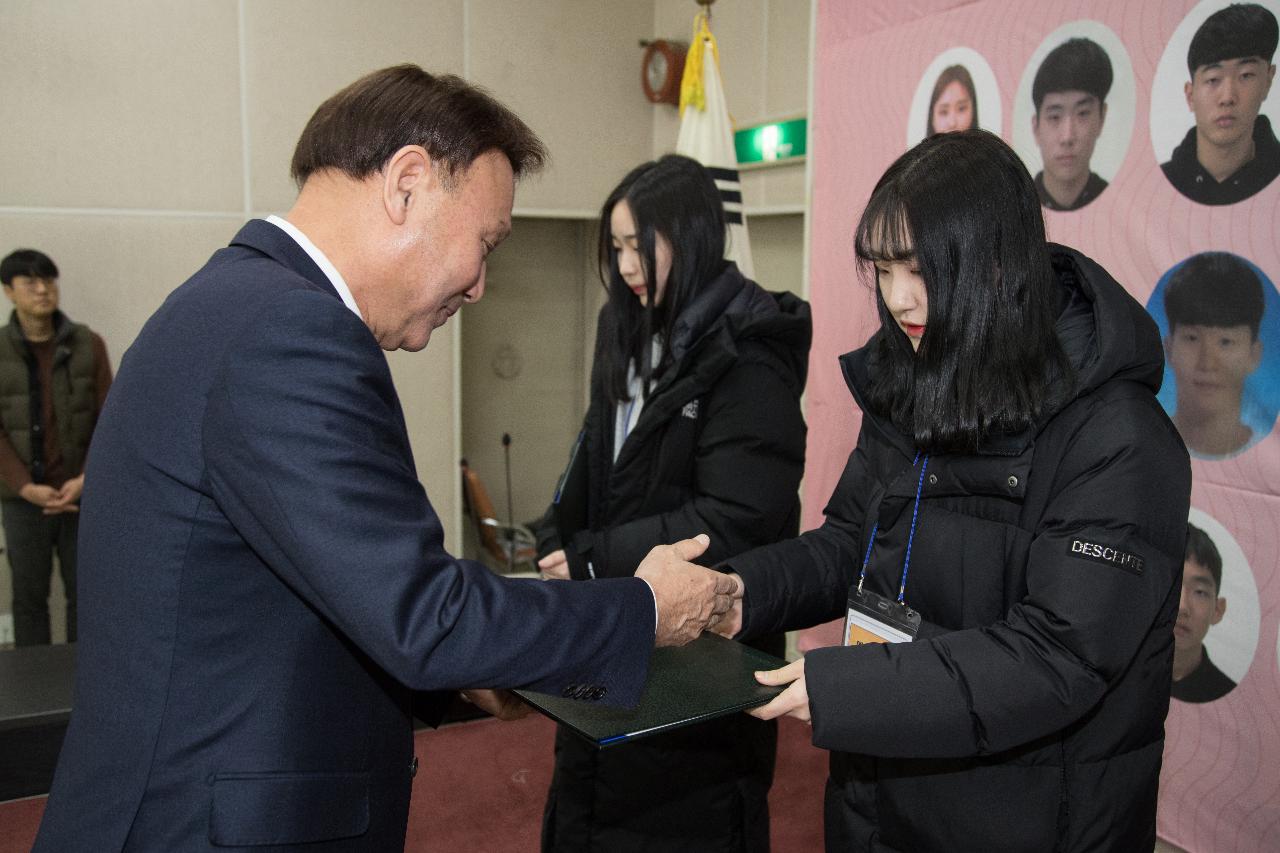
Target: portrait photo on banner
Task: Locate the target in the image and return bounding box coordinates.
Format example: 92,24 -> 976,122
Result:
1172,508 -> 1261,704
906,47 -> 1002,146
1010,20 -> 1136,213
1150,0 -> 1280,206
1147,252 -> 1280,460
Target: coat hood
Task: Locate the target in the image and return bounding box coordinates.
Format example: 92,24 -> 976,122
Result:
1162,115 -> 1280,203
668,262 -> 812,395
1049,243 -> 1164,400
1166,114 -> 1280,176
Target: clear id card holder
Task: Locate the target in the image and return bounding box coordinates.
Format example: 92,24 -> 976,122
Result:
844,587 -> 921,646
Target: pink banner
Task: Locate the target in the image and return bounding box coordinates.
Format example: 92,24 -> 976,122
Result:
807,1 -> 1280,849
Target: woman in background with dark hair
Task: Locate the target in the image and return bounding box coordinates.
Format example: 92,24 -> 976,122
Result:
926,64 -> 978,135
718,130 -> 1191,851
534,153 -> 811,852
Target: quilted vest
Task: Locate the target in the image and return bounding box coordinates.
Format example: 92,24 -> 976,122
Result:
0,311 -> 99,499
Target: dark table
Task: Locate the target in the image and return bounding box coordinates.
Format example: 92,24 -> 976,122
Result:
0,643 -> 75,801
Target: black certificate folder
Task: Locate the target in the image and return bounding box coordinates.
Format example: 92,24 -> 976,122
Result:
516,633 -> 787,748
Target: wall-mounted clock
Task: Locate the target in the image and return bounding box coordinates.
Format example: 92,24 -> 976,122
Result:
641,40 -> 687,105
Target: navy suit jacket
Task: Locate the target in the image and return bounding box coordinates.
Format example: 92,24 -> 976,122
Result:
34,220 -> 655,852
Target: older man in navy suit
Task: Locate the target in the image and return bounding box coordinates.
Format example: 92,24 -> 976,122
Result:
34,66 -> 736,852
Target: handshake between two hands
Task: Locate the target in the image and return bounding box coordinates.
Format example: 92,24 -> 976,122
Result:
464,533 -> 810,724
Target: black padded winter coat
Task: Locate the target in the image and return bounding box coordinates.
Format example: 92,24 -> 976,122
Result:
536,263 -> 811,852
731,246 -> 1191,853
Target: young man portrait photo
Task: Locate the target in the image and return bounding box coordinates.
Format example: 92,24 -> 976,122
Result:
1031,37 -> 1114,211
1162,252 -> 1267,459
1162,3 -> 1279,205
1171,523 -> 1237,703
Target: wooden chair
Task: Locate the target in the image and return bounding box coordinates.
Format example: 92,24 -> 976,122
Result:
459,459 -> 537,573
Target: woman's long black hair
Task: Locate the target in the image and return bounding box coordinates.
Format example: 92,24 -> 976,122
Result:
854,129 -> 1072,451
597,154 -> 728,404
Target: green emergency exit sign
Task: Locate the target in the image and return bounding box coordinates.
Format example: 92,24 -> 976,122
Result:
734,117 -> 807,166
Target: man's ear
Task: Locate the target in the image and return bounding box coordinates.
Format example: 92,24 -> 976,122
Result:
382,145 -> 433,226
1212,596 -> 1227,626
1098,101 -> 1108,130
1184,79 -> 1194,112
1249,337 -> 1263,372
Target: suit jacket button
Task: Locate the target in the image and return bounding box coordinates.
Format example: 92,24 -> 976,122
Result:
590,686 -> 606,701
562,684 -> 577,698
410,756 -> 419,778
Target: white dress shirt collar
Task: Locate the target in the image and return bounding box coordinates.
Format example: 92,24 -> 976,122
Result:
265,215 -> 362,319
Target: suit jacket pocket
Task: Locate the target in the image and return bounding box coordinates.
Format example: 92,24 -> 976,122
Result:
209,769 -> 370,847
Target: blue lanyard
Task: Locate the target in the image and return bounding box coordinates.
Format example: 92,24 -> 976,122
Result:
856,452 -> 930,604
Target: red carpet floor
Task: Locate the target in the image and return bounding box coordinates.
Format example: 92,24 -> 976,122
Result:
1,714 -> 826,851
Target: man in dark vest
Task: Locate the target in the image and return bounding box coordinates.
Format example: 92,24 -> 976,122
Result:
0,249 -> 112,646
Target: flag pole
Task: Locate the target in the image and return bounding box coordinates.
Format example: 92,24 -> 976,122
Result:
676,0 -> 755,278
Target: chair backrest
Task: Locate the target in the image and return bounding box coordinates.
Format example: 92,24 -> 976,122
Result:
459,459 -> 504,563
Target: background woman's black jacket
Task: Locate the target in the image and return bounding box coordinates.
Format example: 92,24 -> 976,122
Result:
536,264 -> 811,852
731,246 -> 1191,853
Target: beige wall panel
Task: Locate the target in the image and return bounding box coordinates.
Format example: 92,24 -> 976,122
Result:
0,214 -> 242,368
743,160 -> 807,208
387,326 -> 460,554
0,0 -> 243,211
460,218 -> 588,534
467,0 -> 653,213
243,0 -> 466,214
649,0 -> 691,156
580,219 -> 608,407
765,0 -> 810,117
748,213 -> 806,298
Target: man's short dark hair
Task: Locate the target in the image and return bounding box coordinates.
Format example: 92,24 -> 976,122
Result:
1187,3 -> 1279,77
1165,252 -> 1266,338
1033,38 -> 1114,112
1185,523 -> 1224,593
290,64 -> 547,189
0,249 -> 58,286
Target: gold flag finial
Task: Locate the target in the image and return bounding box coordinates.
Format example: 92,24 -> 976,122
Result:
678,11 -> 720,116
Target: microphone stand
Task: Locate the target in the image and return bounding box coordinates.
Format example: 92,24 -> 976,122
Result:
502,433 -> 515,574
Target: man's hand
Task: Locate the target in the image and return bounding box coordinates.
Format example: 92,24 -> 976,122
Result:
635,534 -> 740,647
460,689 -> 532,721
709,573 -> 745,638
537,549 -> 570,580
19,482 -> 58,508
42,475 -> 85,515
747,658 -> 810,723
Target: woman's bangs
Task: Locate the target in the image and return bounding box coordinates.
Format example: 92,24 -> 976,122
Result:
855,198 -> 915,264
